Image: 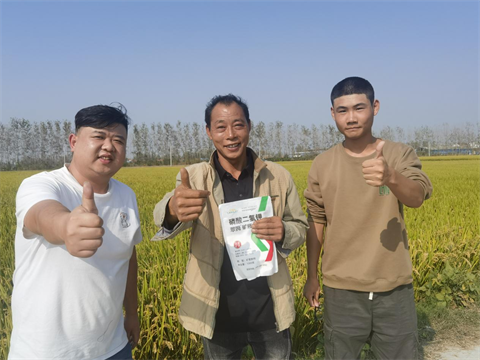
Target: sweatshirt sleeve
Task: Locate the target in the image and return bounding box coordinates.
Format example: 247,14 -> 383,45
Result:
394,145 -> 433,201
304,156 -> 327,224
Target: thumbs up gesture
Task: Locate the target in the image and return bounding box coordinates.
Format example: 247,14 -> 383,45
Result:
166,168 -> 210,225
362,141 -> 392,187
62,181 -> 104,257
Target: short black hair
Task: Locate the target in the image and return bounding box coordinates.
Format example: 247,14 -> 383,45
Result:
204,94 -> 250,128
74,104 -> 130,133
331,77 -> 375,106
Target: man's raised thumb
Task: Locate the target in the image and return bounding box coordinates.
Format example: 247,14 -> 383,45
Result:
180,168 -> 191,189
82,181 -> 98,214
375,140 -> 385,159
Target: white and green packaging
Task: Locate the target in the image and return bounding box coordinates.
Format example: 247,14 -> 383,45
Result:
219,196 -> 278,281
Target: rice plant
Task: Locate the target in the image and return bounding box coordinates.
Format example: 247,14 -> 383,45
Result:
0,156 -> 478,359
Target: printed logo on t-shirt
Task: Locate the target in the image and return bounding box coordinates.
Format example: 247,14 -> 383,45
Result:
379,185 -> 390,196
119,212 -> 131,228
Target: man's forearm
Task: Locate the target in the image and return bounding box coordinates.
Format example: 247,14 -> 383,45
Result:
24,200 -> 70,245
164,199 -> 179,230
124,247 -> 138,317
387,170 -> 425,208
306,222 -> 324,279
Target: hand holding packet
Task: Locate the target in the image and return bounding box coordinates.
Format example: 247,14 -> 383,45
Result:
219,196 -> 279,281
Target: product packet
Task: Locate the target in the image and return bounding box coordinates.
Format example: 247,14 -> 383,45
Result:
219,196 -> 278,281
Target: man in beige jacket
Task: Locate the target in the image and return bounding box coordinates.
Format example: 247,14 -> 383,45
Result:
152,94 -> 307,360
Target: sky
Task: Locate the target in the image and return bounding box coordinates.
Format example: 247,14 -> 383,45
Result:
1,0 -> 479,132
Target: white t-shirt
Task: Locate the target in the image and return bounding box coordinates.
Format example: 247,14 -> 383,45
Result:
9,166 -> 142,360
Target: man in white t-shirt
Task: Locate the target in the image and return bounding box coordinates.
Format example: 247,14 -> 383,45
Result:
8,105 -> 142,360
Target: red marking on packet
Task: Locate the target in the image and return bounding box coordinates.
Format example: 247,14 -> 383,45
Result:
265,240 -> 274,262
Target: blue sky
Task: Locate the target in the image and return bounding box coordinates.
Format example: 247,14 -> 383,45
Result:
1,0 -> 478,131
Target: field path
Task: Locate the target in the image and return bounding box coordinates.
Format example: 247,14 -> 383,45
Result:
436,343 -> 480,360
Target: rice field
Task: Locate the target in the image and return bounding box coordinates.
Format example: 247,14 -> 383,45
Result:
0,156 -> 479,359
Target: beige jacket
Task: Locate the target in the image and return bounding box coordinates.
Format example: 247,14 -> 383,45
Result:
152,150 -> 308,339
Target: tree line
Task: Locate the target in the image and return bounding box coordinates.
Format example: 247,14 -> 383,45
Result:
0,118 -> 478,170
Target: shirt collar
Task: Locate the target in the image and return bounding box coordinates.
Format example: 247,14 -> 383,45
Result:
213,149 -> 254,180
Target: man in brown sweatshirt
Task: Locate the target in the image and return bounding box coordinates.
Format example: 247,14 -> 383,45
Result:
303,77 -> 432,360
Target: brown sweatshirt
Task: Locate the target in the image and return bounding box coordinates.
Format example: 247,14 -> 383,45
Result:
304,140 -> 432,292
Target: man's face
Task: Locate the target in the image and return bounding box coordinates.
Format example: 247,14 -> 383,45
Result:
331,94 -> 380,141
69,124 -> 127,181
206,102 -> 250,165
